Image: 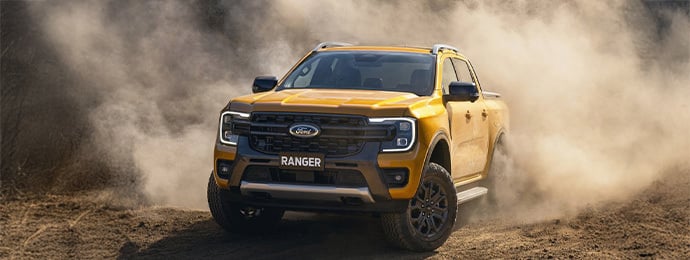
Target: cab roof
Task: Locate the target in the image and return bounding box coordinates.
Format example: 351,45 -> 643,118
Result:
312,42 -> 464,57
321,45 -> 432,54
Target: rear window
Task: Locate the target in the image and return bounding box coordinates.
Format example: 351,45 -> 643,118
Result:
279,51 -> 435,96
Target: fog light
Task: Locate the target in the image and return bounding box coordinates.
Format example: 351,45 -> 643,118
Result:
216,159 -> 234,179
383,168 -> 408,188
396,138 -> 408,147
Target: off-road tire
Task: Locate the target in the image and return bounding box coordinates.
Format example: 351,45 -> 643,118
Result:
207,173 -> 284,232
381,162 -> 458,252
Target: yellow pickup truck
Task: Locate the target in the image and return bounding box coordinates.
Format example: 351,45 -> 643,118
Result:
208,42 -> 509,251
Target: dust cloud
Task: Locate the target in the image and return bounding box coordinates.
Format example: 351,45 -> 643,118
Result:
28,0 -> 689,219
27,1 -> 243,208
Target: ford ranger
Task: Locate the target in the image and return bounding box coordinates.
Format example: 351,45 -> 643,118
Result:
207,42 -> 509,251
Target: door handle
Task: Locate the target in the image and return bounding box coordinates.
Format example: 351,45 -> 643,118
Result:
482,109 -> 488,118
465,110 -> 472,119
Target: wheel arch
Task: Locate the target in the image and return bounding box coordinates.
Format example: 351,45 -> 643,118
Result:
425,131 -> 452,175
482,127 -> 508,178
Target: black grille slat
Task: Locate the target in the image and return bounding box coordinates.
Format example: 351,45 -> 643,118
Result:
242,112 -> 390,157
244,166 -> 367,187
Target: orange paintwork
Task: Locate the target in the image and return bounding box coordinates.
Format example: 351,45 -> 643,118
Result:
214,45 -> 509,200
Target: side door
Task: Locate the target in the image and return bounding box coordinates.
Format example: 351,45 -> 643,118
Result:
452,58 -> 489,176
442,57 -> 475,180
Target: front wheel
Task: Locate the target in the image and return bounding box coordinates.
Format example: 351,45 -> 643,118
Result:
381,162 -> 457,251
207,173 -> 284,232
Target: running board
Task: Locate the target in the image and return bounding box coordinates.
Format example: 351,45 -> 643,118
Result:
456,187 -> 488,204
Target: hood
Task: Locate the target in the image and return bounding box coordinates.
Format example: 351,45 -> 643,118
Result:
230,89 -> 432,117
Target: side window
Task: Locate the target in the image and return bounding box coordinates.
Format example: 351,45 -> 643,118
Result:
441,58 -> 457,95
451,58 -> 474,83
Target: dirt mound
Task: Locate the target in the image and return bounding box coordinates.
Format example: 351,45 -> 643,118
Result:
2,168 -> 687,259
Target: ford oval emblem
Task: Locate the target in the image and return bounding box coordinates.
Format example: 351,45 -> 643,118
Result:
289,124 -> 320,138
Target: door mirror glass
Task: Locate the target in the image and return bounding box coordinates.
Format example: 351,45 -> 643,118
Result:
445,81 -> 479,102
252,76 -> 277,93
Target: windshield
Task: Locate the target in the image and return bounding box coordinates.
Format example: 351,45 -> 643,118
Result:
279,51 -> 435,96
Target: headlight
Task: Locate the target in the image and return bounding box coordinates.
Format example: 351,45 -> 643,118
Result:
219,111 -> 250,145
369,117 -> 416,152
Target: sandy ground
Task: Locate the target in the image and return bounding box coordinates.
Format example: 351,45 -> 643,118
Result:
1,169 -> 688,259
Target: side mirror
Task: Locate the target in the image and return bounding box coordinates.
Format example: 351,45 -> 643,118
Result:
445,81 -> 479,102
252,76 -> 277,93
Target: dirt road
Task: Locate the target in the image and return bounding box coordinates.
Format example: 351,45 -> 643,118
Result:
2,168 -> 688,259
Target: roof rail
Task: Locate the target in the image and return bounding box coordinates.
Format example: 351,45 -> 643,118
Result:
312,41 -> 353,51
431,44 -> 459,54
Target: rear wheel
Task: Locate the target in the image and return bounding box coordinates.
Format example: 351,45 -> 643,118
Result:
381,162 -> 457,251
207,173 -> 284,232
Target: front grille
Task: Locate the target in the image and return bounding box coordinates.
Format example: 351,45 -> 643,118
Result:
243,166 -> 367,187
234,113 -> 394,157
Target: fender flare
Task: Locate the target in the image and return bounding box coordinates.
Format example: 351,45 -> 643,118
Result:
423,131 -> 452,174
483,127 -> 508,178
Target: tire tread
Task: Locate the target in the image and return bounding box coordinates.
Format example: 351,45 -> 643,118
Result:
381,162 -> 457,251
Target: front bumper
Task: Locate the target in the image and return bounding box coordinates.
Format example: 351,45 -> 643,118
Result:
213,136 -> 423,213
